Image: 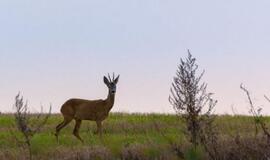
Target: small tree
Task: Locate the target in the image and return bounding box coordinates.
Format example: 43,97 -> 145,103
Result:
169,50 -> 217,147
14,93 -> 51,160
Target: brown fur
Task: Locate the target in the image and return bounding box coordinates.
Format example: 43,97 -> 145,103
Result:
55,75 -> 119,143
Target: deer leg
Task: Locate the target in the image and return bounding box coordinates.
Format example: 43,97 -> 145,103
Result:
55,117 -> 72,142
73,119 -> 83,143
96,121 -> 102,137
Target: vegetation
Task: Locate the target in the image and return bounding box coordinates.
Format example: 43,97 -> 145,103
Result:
0,113 -> 269,159
169,51 -> 217,148
13,93 -> 51,160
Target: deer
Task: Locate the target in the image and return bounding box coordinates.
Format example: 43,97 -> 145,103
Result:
55,73 -> 119,143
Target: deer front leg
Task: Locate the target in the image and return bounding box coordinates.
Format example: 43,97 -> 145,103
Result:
73,119 -> 84,143
95,121 -> 102,137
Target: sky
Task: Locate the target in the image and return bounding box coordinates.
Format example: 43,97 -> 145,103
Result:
0,0 -> 270,114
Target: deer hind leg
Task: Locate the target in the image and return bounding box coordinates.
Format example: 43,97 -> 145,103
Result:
55,117 -> 72,142
96,121 -> 103,137
73,119 -> 83,143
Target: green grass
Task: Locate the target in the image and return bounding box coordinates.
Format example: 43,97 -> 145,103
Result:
0,113 -> 269,159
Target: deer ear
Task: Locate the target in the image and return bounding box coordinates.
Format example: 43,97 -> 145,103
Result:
114,75 -> 120,84
103,76 -> 109,85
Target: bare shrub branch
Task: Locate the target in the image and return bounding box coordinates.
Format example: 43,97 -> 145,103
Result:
240,84 -> 270,140
264,95 -> 270,103
14,93 -> 52,160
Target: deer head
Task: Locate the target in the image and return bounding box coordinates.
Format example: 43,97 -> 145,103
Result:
103,73 -> 120,95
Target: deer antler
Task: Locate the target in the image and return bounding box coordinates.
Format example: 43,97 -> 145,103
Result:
108,73 -> 112,82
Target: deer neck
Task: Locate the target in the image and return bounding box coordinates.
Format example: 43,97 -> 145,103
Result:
105,91 -> 115,112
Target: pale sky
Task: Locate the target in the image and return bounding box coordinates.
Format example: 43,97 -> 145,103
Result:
0,0 -> 270,114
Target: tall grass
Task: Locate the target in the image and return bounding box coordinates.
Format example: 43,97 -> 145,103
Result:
0,113 -> 270,159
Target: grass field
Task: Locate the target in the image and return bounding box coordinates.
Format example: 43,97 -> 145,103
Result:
0,113 -> 269,160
